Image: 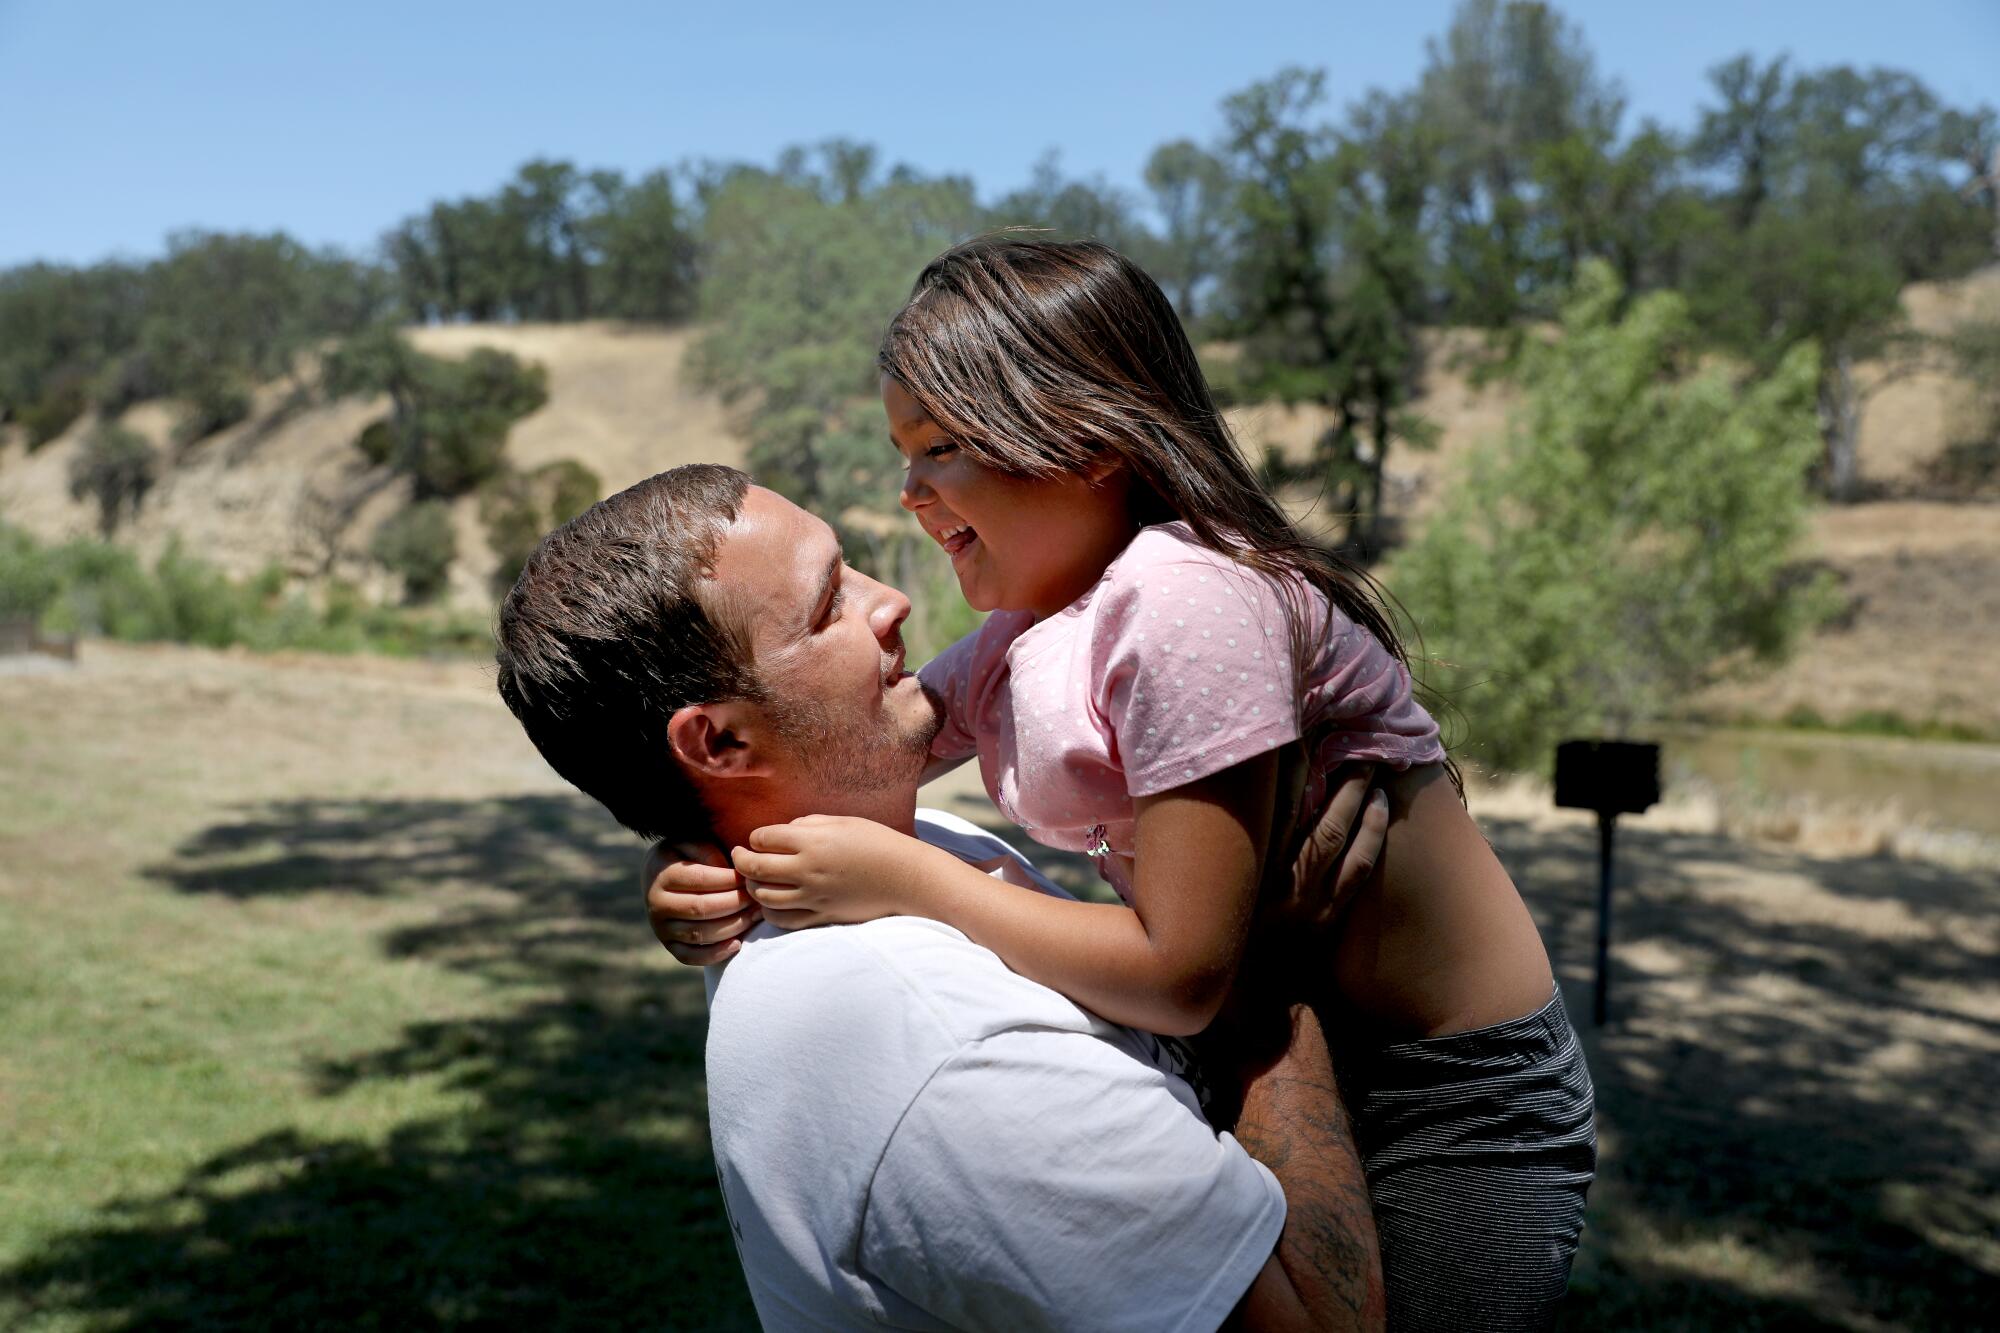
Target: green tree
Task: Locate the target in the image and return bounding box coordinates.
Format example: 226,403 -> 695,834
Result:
371,500 -> 458,603
1220,71 -> 1436,556
1533,122 -> 1707,298
1683,60 -> 1988,498
1393,263 -> 1828,771
325,328 -> 548,499
383,159 -> 698,325
692,148 -> 980,549
988,151 -> 1147,253
586,169 -> 700,321
1937,106 -> 2000,263
1689,54 -> 1792,229
66,422 -> 160,537
1415,0 -> 1624,324
0,262 -> 148,445
139,231 -> 383,442
1143,139 -> 1233,325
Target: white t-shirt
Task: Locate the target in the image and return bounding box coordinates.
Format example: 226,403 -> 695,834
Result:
704,808 -> 1286,1332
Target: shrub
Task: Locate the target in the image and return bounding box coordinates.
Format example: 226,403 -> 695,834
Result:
326,328 -> 548,499
67,423 -> 160,536
172,373 -> 252,445
355,419 -> 396,466
0,523 -> 62,618
19,381 -> 87,449
1,520 -> 490,657
371,500 -> 458,603
1392,263 -> 1832,772
478,458 -> 603,589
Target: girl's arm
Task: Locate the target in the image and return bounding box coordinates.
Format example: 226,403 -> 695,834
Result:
735,750 -> 1278,1037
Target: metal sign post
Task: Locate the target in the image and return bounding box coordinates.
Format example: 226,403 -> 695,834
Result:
1553,739 -> 1660,1026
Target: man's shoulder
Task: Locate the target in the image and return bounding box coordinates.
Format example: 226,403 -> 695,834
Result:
711,909 -> 1095,1061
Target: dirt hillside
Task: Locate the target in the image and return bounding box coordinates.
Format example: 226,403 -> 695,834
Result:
0,324 -> 745,605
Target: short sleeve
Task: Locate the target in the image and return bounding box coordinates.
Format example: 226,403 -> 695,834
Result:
858,1028 -> 1285,1332
1093,555 -> 1304,797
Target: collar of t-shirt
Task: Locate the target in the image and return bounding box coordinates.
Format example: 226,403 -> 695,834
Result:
701,809 -> 1069,999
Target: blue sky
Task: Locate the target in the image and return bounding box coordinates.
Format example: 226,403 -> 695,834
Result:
3,0 -> 1994,266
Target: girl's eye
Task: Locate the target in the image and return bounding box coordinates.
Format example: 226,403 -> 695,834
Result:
925,442 -> 957,461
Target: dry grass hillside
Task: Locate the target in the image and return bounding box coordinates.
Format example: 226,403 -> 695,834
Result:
1,272 -> 1995,728
0,324 -> 744,605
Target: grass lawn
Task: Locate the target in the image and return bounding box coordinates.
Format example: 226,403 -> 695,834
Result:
2,642 -> 1994,1330
0,645 -> 744,1330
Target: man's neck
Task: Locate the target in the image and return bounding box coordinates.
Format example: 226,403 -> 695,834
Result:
708,779 -> 919,851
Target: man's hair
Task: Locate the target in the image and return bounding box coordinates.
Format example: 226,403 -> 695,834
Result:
495,463 -> 758,842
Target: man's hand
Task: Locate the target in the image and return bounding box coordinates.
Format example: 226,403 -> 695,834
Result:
643,839 -> 762,965
1276,762 -> 1390,935
731,814 -> 947,929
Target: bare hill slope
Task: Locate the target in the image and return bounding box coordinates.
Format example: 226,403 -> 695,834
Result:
0,323 -> 744,604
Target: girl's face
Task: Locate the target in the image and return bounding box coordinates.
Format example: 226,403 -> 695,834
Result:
883,376 -> 1135,619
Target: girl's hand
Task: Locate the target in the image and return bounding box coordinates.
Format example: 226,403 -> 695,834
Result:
731,814 -> 945,929
643,838 -> 763,965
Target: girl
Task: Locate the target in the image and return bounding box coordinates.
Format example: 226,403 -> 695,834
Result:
723,238 -> 1595,1331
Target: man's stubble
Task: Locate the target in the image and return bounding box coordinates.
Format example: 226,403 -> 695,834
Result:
760,671 -> 943,797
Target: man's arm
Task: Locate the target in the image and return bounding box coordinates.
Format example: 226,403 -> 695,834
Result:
1224,1004 -> 1385,1333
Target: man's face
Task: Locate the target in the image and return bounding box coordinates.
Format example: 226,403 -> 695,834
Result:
708,486 -> 940,794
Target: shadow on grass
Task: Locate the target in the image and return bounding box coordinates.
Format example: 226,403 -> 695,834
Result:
1,793 -> 758,1332
1482,817 -> 1999,1332
6,791 -> 1993,1330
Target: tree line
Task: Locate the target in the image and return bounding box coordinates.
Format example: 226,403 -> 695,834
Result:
3,2 -> 1990,497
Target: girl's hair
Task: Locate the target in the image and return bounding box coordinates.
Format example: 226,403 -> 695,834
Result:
878,234 -> 1417,713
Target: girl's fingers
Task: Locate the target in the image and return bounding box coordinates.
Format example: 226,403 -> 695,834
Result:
666,936 -> 746,967
647,884 -> 756,922
655,901 -> 763,946
733,847 -> 806,883
657,862 -> 740,894
746,824 -> 805,853
761,908 -> 820,930
742,882 -> 803,908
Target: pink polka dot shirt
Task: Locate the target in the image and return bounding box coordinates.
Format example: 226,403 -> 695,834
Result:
919,523 -> 1445,903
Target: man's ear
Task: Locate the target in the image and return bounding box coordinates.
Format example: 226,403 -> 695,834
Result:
667,700 -> 774,780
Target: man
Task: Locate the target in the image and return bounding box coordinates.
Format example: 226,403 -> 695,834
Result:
496,464 -> 1386,1331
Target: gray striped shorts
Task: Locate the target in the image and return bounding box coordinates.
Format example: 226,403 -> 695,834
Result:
1349,987 -> 1597,1332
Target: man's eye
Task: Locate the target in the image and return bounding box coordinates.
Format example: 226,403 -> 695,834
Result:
821,588 -> 846,626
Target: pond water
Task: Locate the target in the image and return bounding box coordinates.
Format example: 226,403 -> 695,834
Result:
1663,727 -> 2000,838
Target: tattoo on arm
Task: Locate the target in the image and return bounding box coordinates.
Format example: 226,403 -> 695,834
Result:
1232,1054 -> 1386,1327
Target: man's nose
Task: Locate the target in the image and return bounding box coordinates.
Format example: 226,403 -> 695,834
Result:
864,572 -> 913,640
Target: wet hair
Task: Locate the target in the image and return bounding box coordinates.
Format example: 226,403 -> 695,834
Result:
495,463 -> 760,843
878,235 -> 1418,717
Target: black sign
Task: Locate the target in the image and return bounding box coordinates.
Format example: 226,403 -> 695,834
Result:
1554,739 -> 1660,817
